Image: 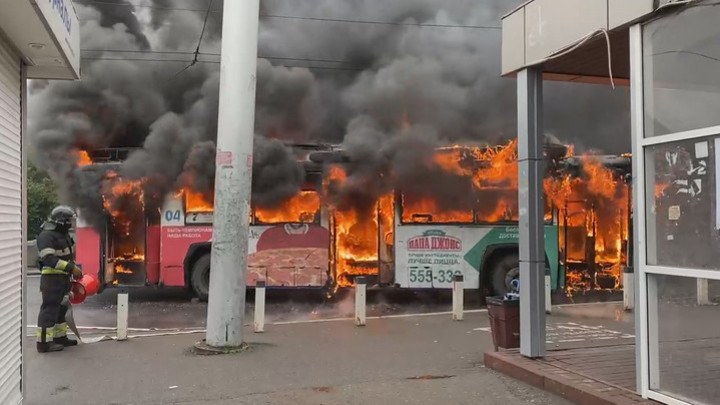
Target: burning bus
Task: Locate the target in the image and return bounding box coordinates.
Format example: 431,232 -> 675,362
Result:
75,145 -> 333,300
75,141 -> 631,300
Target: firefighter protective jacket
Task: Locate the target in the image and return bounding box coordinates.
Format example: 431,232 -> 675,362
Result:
37,229 -> 75,275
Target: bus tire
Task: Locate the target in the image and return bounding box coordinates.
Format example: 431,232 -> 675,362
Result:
490,253 -> 519,297
191,254 -> 211,301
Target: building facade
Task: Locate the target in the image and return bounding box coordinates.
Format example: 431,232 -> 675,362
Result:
502,1 -> 720,404
0,1 -> 79,403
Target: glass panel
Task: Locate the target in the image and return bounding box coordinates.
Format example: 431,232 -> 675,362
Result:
643,1 -> 720,137
645,136 -> 720,269
650,274 -> 720,404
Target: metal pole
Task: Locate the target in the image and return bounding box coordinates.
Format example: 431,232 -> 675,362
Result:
254,281 -> 265,333
355,277 -> 367,326
697,279 -> 710,305
544,268 -> 552,314
204,0 -> 260,349
452,274 -> 464,321
117,293 -> 128,341
517,67 -> 546,358
623,266 -> 634,311
629,23 -> 646,395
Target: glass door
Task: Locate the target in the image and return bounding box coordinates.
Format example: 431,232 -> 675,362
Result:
633,5 -> 720,403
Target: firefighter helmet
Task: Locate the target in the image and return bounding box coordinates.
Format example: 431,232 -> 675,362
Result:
48,205 -> 76,227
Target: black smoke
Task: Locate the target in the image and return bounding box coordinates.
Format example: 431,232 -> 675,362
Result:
28,0 -> 630,230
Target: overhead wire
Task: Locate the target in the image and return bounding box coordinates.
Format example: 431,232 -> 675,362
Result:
81,56 -> 366,71
171,0 -> 214,78
81,0 -> 501,29
79,0 -> 498,73
652,50 -> 720,63
86,0 -> 214,12
259,14 -> 501,29
524,28 -> 616,89
80,49 -> 366,65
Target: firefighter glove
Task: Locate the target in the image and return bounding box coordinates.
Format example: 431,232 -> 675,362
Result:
68,261 -> 83,279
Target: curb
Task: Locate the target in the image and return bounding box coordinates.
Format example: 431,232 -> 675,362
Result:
484,350 -> 658,405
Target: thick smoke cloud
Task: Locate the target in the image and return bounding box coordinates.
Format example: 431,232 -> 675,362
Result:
76,0 -> 151,49
178,136 -> 306,208
28,0 -> 630,230
330,116 -> 476,214
252,136 -> 306,207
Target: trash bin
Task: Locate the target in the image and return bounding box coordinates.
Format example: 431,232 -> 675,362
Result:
486,296 -> 520,351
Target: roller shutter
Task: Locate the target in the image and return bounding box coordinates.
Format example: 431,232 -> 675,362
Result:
0,38 -> 23,405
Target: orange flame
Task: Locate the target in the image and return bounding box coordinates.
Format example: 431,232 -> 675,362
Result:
180,188 -> 322,224
403,140 -> 519,224
403,142 -> 628,293
544,155 -> 629,293
85,139 -> 629,295
102,171 -> 145,237
115,264 -> 133,274
325,166 -> 382,287
255,191 -> 321,223
655,182 -> 669,198
76,150 -> 92,167
101,171 -> 147,265
402,196 -> 473,223
184,190 -> 214,213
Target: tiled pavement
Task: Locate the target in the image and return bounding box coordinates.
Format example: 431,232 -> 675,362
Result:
485,345 -> 659,405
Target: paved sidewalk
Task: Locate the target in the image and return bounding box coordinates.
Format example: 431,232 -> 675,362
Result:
25,311 -> 572,405
485,347 -> 656,405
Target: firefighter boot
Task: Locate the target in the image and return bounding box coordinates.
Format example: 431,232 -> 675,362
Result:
53,323 -> 77,346
53,336 -> 78,346
36,328 -> 64,353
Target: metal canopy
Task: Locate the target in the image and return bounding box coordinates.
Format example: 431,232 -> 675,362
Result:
499,0 -> 688,85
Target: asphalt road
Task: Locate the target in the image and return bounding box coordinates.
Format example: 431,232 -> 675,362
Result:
25,273 -> 644,405
26,274 -> 486,331
26,271 -> 640,355
26,311 -> 574,405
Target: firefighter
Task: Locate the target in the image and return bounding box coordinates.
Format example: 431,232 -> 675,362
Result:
36,205 -> 83,353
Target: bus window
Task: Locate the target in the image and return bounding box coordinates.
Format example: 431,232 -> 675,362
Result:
254,190 -> 321,224
401,193 -> 474,224
185,190 -> 214,213
475,187 -> 518,223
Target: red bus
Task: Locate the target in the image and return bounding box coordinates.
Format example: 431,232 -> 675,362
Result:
75,145 -> 631,300
76,146 -> 333,300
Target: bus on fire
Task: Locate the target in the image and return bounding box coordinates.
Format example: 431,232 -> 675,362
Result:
75,143 -> 631,300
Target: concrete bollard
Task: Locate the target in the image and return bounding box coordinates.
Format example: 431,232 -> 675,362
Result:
117,293 -> 128,341
452,274 -> 464,321
545,268 -> 552,314
697,278 -> 710,306
254,280 -> 266,333
355,276 -> 367,326
623,266 -> 634,311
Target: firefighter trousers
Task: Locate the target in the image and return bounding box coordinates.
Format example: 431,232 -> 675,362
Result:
37,274 -> 71,342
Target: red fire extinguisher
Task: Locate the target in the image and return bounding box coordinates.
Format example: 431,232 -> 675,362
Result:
70,272 -> 100,304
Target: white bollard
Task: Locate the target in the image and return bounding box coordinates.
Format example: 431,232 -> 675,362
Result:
697,278 -> 710,306
544,268 -> 552,314
623,266 -> 634,311
254,280 -> 266,333
355,276 -> 367,326
117,293 -> 128,341
452,274 -> 464,321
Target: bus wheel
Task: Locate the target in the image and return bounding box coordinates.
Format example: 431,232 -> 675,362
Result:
490,254 -> 519,296
191,254 -> 211,301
